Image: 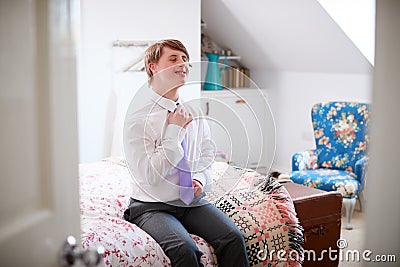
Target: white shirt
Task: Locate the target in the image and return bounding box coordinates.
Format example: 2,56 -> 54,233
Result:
123,89 -> 214,202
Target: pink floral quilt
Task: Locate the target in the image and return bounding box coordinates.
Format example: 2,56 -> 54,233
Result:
80,159 -> 303,267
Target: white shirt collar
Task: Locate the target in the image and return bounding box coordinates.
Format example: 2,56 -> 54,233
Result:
150,89 -> 182,112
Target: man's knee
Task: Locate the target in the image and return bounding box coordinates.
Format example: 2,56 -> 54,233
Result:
219,229 -> 247,257
216,229 -> 249,267
166,239 -> 202,266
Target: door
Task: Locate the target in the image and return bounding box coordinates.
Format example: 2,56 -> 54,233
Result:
0,0 -> 81,266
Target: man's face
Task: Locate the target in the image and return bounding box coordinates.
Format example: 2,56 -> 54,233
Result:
150,46 -> 189,91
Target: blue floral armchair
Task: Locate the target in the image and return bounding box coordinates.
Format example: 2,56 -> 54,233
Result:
290,102 -> 370,229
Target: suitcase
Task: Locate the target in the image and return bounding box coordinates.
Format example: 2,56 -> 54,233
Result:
284,182 -> 342,267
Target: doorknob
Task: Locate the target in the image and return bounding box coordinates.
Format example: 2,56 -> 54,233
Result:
60,235 -> 105,267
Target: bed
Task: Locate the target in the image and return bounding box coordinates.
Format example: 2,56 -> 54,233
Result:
80,158 -> 304,267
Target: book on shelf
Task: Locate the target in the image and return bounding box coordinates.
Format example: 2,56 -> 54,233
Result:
221,66 -> 250,88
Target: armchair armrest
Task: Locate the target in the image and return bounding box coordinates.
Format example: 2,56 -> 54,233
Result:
292,149 -> 319,171
355,156 -> 369,189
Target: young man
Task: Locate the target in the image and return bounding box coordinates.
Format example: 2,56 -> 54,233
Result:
123,39 -> 249,267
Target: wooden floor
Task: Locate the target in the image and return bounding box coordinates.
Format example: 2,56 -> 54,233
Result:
338,208 -> 366,267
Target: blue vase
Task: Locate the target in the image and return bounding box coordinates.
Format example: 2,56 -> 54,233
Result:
204,52 -> 223,90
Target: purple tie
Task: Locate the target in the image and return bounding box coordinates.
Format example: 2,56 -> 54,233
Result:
177,139 -> 194,205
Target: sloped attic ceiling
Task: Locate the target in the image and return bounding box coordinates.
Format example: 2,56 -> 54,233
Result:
202,0 -> 373,74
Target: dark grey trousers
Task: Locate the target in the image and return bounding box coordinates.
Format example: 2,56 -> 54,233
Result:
124,198 -> 250,267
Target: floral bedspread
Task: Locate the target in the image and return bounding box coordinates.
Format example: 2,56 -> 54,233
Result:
80,159 -> 303,267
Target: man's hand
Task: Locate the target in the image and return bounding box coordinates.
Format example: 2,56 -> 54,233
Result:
192,179 -> 203,197
168,107 -> 193,128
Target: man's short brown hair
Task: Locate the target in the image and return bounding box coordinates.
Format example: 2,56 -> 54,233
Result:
144,39 -> 190,79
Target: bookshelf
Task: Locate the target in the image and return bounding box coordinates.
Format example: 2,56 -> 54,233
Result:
201,56 -> 251,89
201,20 -> 251,89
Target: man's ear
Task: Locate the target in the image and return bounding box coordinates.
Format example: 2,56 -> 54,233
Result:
149,62 -> 157,74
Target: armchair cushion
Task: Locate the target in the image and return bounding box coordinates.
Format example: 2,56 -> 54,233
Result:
292,149 -> 319,171
312,102 -> 370,173
290,169 -> 360,199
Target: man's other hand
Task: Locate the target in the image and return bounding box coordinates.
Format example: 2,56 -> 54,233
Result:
193,179 -> 203,197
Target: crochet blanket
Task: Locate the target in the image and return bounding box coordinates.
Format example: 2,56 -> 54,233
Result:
80,158 -> 304,266
207,163 -> 304,266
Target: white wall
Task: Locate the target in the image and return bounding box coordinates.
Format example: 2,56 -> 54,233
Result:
202,0 -> 372,74
252,71 -> 372,172
78,0 -> 201,163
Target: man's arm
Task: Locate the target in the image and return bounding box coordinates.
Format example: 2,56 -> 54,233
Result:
125,119 -> 185,186
125,107 -> 193,186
